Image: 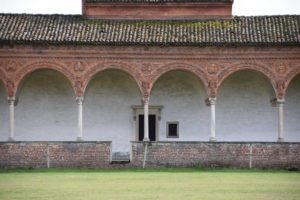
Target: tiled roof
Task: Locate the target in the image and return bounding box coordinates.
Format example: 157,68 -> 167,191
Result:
0,14 -> 299,46
85,0 -> 233,3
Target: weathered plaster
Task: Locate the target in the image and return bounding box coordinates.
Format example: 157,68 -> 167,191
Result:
14,70 -> 77,141
217,71 -> 277,141
151,71 -> 210,141
83,70 -> 141,152
0,82 -> 9,140
285,74 -> 300,141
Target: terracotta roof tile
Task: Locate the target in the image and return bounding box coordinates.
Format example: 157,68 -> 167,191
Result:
0,14 -> 299,46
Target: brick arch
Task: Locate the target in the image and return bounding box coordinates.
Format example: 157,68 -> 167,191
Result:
285,64 -> 300,95
83,62 -> 143,97
149,62 -> 208,96
14,61 -> 75,97
218,63 -> 277,97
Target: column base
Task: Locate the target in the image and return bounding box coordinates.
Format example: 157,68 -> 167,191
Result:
277,138 -> 284,142
76,137 -> 84,141
143,138 -> 150,142
209,137 -> 217,142
8,137 -> 15,142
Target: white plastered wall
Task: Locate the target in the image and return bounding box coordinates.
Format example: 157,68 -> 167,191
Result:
0,82 -> 9,140
83,70 -> 141,152
151,71 -> 210,141
216,71 -> 277,141
285,74 -> 300,141
14,70 -> 77,141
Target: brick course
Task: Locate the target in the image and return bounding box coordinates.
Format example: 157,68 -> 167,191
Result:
0,142 -> 111,169
1,141 -> 299,169
131,142 -> 300,169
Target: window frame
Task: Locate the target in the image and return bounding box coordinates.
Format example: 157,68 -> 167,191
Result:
166,121 -> 179,138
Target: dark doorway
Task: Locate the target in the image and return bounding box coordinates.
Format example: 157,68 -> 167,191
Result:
138,115 -> 156,141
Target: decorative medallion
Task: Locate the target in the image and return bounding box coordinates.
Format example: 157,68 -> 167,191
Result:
141,63 -> 154,75
207,64 -> 219,75
74,61 -> 85,72
5,61 -> 18,73
275,63 -> 288,75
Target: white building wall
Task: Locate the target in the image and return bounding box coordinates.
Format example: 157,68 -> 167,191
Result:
1,69 -> 298,146
0,82 -> 9,140
14,70 -> 77,141
151,71 -> 210,141
83,70 -> 141,152
217,71 -> 277,141
285,74 -> 300,141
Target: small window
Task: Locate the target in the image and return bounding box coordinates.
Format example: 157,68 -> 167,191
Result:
167,122 -> 179,138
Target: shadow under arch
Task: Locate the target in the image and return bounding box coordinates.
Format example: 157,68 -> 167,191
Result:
218,64 -> 276,97
284,72 -> 300,142
150,63 -> 208,96
14,61 -> 75,97
217,69 -> 277,142
16,68 -> 75,100
83,62 -> 143,98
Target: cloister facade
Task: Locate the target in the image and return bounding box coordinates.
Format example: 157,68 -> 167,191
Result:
0,0 -> 299,166
0,45 -> 300,153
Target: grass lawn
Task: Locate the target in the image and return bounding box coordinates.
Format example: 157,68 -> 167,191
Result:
0,169 -> 299,200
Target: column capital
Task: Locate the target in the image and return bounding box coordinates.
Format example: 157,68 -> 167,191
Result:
271,98 -> 285,107
276,99 -> 285,106
76,96 -> 84,105
7,97 -> 16,105
206,97 -> 217,106
142,96 -> 150,105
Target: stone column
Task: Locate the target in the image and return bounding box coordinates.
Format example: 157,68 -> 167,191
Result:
8,97 -> 16,141
208,97 -> 217,142
143,97 -> 150,141
277,99 -> 284,142
76,97 -> 84,141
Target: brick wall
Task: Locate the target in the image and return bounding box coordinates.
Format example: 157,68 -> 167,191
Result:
0,142 -> 111,168
131,142 -> 300,169
1,141 -> 299,169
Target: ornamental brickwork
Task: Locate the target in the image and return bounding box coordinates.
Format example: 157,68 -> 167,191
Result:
0,45 -> 299,101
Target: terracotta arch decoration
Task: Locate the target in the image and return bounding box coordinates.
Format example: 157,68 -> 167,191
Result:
82,62 -> 144,97
13,61 -> 76,97
217,62 -> 277,98
149,62 -> 208,97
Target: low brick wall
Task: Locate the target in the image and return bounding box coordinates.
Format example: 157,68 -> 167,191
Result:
1,141 -> 300,169
131,142 -> 300,169
0,142 -> 111,169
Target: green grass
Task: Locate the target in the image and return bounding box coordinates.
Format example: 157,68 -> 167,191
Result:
0,169 -> 299,200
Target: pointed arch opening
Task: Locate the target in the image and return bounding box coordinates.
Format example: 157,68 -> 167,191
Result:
217,70 -> 277,141
285,73 -> 300,141
15,69 -> 76,141
151,70 -> 209,141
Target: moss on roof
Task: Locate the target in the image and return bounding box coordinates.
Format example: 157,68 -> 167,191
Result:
0,14 -> 299,46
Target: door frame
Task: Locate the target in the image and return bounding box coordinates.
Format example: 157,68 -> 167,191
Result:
131,105 -> 163,141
